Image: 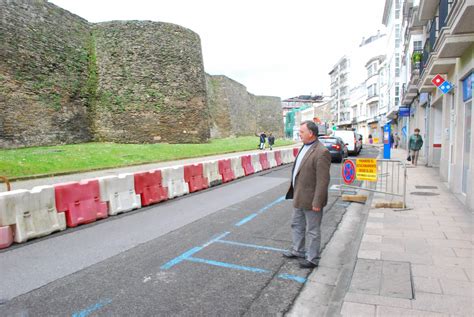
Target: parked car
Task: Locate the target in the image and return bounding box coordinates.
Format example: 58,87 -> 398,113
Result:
333,130 -> 361,155
319,136 -> 348,163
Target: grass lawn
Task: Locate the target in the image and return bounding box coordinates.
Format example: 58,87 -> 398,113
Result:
0,137 -> 295,179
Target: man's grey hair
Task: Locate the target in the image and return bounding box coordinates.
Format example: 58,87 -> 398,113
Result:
301,120 -> 319,136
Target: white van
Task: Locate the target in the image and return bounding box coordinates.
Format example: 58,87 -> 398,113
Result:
333,130 -> 360,155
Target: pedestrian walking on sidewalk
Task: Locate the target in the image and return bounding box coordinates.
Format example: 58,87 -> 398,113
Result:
268,133 -> 275,150
257,132 -> 267,150
394,132 -> 400,149
390,133 -> 395,149
409,128 -> 424,166
283,120 -> 331,269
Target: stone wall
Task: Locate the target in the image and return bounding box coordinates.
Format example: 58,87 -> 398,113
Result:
0,1 -> 282,148
253,95 -> 284,137
0,0 -> 92,148
92,21 -> 210,144
206,75 -> 283,138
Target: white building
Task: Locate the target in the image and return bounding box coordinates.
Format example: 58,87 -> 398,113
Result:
382,0 -> 406,137
329,32 -> 386,130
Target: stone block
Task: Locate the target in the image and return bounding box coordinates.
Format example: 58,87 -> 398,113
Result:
341,301 -> 375,316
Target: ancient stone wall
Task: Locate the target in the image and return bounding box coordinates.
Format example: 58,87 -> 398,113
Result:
0,0 -> 92,148
0,1 -> 282,148
206,75 -> 283,138
92,21 -> 210,144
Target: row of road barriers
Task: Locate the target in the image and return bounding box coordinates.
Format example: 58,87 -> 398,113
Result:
0,148 -> 299,249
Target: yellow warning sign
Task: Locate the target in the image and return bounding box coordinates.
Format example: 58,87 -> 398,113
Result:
356,158 -> 377,182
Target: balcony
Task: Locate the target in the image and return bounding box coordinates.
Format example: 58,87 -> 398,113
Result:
450,0 -> 474,34
367,92 -> 379,105
419,0 -> 439,20
418,0 -> 472,86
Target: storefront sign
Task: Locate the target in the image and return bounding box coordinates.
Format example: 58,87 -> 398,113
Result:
399,107 -> 410,117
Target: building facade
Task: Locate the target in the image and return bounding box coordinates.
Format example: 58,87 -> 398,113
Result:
400,0 -> 473,210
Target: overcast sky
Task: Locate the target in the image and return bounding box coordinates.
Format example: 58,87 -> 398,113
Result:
49,0 -> 386,99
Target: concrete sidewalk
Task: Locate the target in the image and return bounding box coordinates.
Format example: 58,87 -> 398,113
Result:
6,143 -> 299,191
289,147 -> 473,316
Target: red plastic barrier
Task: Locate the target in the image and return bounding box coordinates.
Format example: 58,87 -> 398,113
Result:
184,164 -> 209,192
274,151 -> 283,166
0,225 -> 13,249
134,170 -> 168,206
218,159 -> 235,183
241,155 -> 255,176
259,153 -> 270,170
293,148 -> 299,157
54,180 -> 108,228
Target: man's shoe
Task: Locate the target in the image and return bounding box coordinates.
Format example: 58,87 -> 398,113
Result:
299,259 -> 318,268
282,251 -> 303,259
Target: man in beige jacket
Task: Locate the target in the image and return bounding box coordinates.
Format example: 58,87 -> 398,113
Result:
283,120 -> 331,268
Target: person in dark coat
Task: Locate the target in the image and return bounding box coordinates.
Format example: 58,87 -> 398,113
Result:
258,132 -> 267,150
268,133 -> 275,150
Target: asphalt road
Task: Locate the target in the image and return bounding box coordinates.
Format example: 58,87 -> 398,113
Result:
0,147 -> 378,316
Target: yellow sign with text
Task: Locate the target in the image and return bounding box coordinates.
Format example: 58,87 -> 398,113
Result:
356,158 -> 377,182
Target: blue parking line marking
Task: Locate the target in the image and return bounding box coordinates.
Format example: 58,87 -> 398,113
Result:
235,213 -> 258,226
187,257 -> 269,274
216,239 -> 286,253
160,246 -> 204,270
72,299 -> 112,317
234,196 -> 285,226
257,196 -> 285,214
278,274 -> 307,284
161,232 -> 230,270
202,231 -> 231,247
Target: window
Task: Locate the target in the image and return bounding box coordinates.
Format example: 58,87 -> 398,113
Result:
395,0 -> 401,19
395,67 -> 400,77
414,40 -> 422,51
395,84 -> 400,96
368,84 -> 378,98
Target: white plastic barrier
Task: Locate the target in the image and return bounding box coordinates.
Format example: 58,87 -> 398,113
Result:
96,174 -> 141,216
267,151 -> 277,168
202,160 -> 223,187
230,156 -> 245,179
251,153 -> 263,173
161,165 -> 189,198
0,186 -> 66,244
281,149 -> 294,164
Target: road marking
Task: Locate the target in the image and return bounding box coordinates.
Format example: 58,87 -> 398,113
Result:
216,239 -> 286,252
235,213 -> 258,226
160,246 -> 204,270
202,232 -> 231,247
187,257 -> 269,274
234,196 -> 285,226
257,196 -> 285,214
277,274 -> 307,283
71,299 -> 112,317
187,258 -> 306,283
161,232 -> 230,270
